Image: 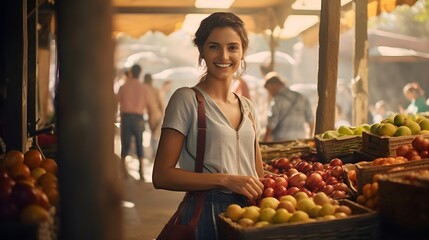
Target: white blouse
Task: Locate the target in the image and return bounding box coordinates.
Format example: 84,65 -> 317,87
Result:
161,86 -> 260,178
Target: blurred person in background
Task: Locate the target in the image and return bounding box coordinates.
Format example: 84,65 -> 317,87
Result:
263,72 -> 314,142
159,80 -> 173,107
400,82 -> 428,114
371,100 -> 393,124
143,73 -> 164,160
335,104 -> 351,129
230,77 -> 251,99
152,12 -> 264,240
117,64 -> 151,181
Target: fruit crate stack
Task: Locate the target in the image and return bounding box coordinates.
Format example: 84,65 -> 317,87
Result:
217,199 -> 379,240
259,139 -> 314,162
378,167 -> 429,237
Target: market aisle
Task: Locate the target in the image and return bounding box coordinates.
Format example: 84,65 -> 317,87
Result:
115,129 -> 185,240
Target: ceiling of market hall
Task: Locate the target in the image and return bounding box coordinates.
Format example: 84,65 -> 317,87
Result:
112,0 -> 356,38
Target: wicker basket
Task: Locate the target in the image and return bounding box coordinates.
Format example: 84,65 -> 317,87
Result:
217,199 -> 379,240
355,158 -> 429,194
314,135 -> 362,162
378,168 -> 429,232
361,132 -> 429,157
260,139 -> 313,162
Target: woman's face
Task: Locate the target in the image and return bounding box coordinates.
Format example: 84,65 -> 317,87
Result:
201,27 -> 243,81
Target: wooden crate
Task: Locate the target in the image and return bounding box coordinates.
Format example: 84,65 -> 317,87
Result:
217,199 -> 379,240
260,139 -> 313,162
314,135 -> 362,162
355,158 -> 429,194
378,168 -> 429,232
361,132 -> 429,157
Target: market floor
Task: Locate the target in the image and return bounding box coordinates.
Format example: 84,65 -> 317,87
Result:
115,131 -> 185,240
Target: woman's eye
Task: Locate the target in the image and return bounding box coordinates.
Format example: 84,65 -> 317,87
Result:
229,45 -> 239,51
209,45 -> 219,49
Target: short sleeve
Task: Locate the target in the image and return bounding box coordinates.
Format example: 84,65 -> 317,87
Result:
161,87 -> 197,136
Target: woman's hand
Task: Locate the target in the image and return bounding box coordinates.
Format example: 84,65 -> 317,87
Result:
222,175 -> 264,200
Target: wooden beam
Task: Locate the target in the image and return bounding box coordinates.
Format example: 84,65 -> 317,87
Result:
27,0 -> 37,138
352,0 -> 369,125
315,0 -> 341,134
57,0 -> 122,239
2,0 -> 28,151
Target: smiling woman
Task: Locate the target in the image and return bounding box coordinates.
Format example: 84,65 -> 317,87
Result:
152,12 -> 264,240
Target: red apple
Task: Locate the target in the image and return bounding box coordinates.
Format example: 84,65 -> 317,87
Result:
275,177 -> 288,188
330,158 -> 343,167
312,162 -> 324,171
263,187 -> 275,198
296,161 -> 309,172
420,150 -> 429,159
321,185 -> 335,196
263,178 -> 276,189
11,183 -> 39,209
396,145 -> 411,156
305,172 -> 323,191
331,190 -> 347,199
326,176 -> 339,185
287,186 -> 300,196
289,172 -> 307,187
275,158 -> 290,169
412,136 -> 426,152
333,182 -> 348,192
331,166 -> 344,179
274,185 -> 288,198
286,168 -> 298,177
0,178 -> 15,203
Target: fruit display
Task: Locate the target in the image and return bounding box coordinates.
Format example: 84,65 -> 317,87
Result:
224,192 -> 352,228
262,157 -> 349,200
369,113 -> 429,137
0,149 -> 59,224
356,180 -> 380,211
320,124 -> 371,139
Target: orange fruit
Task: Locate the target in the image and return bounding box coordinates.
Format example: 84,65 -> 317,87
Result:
38,172 -> 58,188
20,204 -> 50,224
44,188 -> 59,205
30,167 -> 47,181
24,149 -> 43,169
40,158 -> 58,175
1,150 -> 24,169
9,163 -> 31,179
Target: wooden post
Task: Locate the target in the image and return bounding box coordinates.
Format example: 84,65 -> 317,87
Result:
315,0 -> 341,134
2,0 -> 28,151
27,0 -> 37,137
56,0 -> 122,240
352,0 -> 369,125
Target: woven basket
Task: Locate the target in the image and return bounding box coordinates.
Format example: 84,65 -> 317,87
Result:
355,158 -> 429,194
260,139 -> 313,162
361,132 -> 429,157
314,135 -> 362,162
378,168 -> 429,232
217,199 -> 379,240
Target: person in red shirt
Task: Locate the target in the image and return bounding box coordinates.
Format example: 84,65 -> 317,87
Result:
117,64 -> 151,181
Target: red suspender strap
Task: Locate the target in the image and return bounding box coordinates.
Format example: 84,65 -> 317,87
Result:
186,87 -> 207,229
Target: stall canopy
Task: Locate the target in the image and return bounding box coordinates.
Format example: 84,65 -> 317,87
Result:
112,0 -> 356,38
